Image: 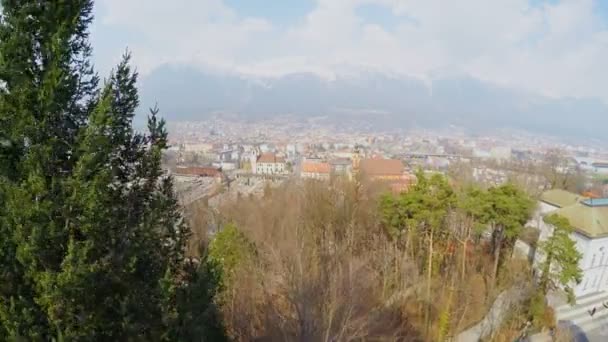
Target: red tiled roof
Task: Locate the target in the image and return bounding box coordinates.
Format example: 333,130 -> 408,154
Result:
257,153 -> 285,163
359,158 -> 403,176
302,162 -> 330,174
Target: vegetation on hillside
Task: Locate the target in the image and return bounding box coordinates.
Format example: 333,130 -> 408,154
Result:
186,175 -> 543,341
538,215 -> 583,305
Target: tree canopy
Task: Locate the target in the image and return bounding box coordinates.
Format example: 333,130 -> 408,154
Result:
539,214 -> 583,305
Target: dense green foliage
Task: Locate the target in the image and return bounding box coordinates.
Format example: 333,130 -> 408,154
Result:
209,223 -> 257,289
461,183 -> 534,283
381,172 -> 457,334
380,175 -> 535,339
381,174 -> 533,282
0,1 -> 224,340
380,171 -> 455,248
539,214 -> 583,304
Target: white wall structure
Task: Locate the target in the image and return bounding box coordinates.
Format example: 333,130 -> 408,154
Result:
255,153 -> 286,175
300,161 -> 330,180
532,190 -> 608,297
249,151 -> 258,174
256,161 -> 285,175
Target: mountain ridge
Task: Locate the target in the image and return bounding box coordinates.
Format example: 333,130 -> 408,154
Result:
138,64 -> 608,141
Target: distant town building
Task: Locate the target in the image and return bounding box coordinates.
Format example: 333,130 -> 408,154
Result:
490,147 -> 512,160
591,162 -> 608,175
472,167 -> 508,186
255,153 -> 286,175
212,160 -> 237,171
329,158 -> 353,179
295,143 -> 306,154
333,150 -> 356,160
183,143 -> 214,153
358,158 -> 415,192
359,158 -> 404,181
217,148 -> 241,162
214,147 -> 242,170
301,161 -> 331,180
573,157 -> 608,174
259,144 -> 271,153
352,148 -> 362,170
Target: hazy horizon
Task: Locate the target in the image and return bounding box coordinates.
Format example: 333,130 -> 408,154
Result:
90,0 -> 608,140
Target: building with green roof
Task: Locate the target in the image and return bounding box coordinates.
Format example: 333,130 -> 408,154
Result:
540,189 -> 585,209
534,190 -> 608,297
553,200 -> 608,239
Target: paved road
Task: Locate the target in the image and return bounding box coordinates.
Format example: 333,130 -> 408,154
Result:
567,313 -> 608,341
530,327 -> 607,342
542,320 -> 608,342
578,324 -> 608,342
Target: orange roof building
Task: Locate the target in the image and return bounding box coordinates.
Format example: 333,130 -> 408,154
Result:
257,153 -> 285,164
359,158 -> 415,193
359,158 -> 404,179
301,161 -> 331,180
302,162 -> 331,174
254,152 -> 286,175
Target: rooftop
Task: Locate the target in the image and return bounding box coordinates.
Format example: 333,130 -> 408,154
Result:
302,161 -> 330,174
592,162 -> 608,168
582,198 -> 608,207
257,153 -> 285,163
540,189 -> 608,238
359,158 -> 404,176
552,203 -> 608,238
540,189 -> 585,208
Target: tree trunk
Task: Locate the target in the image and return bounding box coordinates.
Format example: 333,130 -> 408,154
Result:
424,228 -> 434,337
405,228 -> 411,257
490,223 -> 498,255
461,239 -> 467,282
394,243 -> 399,289
491,227 -> 503,288
461,218 -> 470,281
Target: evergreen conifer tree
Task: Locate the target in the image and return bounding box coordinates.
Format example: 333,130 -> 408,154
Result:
0,1 -> 98,339
0,1 -> 224,340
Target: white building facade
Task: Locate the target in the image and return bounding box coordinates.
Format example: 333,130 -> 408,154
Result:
531,190 -> 608,297
300,161 -> 330,180
256,161 -> 285,175
254,153 -> 286,175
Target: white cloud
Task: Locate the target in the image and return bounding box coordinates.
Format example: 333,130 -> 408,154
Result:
92,0 -> 608,102
93,0 -> 275,74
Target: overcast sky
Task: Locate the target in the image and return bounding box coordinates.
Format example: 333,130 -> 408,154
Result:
91,0 -> 608,102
